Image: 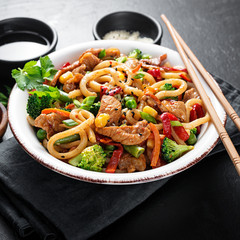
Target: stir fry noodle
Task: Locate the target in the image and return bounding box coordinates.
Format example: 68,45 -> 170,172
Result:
17,47 -> 210,173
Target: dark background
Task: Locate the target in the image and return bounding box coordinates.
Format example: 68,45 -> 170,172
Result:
0,0 -> 240,239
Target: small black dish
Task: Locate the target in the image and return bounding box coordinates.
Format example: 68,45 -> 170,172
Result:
0,17 -> 58,92
93,11 -> 163,45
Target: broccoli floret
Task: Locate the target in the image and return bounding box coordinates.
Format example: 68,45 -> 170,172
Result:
160,83 -> 176,91
26,93 -> 53,119
162,137 -> 194,163
89,102 -> 101,116
27,94 -> 41,119
77,145 -> 106,172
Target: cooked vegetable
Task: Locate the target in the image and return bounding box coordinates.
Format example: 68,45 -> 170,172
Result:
133,73 -> 145,79
59,71 -> 74,84
140,111 -> 157,123
128,49 -> 142,59
27,93 -> 53,119
12,56 -> 57,91
68,145 -> 106,172
123,145 -> 145,158
62,119 -> 79,127
98,49 -> 106,59
104,144 -> 116,157
125,99 -> 137,109
41,108 -> 70,118
55,134 -> 80,145
161,137 -> 194,163
160,83 -> 176,91
147,69 -> 162,81
36,129 -> 47,141
160,112 -> 178,138
116,56 -> 127,63
105,143 -> 123,173
187,128 -> 197,145
149,123 -> 161,167
141,54 -> 152,59
143,106 -> 158,118
95,113 -> 110,128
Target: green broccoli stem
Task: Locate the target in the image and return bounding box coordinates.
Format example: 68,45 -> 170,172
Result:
54,134 -> 80,145
123,145 -> 145,158
68,154 -> 81,166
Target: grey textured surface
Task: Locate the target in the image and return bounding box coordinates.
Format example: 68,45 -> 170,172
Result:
0,0 -> 240,239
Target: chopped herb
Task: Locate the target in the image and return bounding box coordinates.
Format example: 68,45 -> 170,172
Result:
134,73 -> 145,79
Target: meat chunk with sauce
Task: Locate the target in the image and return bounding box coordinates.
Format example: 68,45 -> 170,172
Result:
79,52 -> 101,71
118,153 -> 146,173
183,88 -> 199,102
125,58 -> 139,69
102,48 -> 120,60
160,100 -> 187,122
35,113 -> 68,139
97,95 -> 122,126
140,54 -> 167,69
96,120 -> 150,145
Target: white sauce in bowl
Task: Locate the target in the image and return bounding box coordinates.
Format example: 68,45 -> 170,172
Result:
103,30 -> 154,43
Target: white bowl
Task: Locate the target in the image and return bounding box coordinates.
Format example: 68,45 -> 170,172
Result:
8,40 -> 226,184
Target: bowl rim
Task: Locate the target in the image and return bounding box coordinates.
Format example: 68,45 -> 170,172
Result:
8,40 -> 227,185
92,11 -> 163,44
0,17 -> 58,63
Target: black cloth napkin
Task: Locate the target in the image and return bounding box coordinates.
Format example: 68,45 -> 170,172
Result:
0,76 -> 239,240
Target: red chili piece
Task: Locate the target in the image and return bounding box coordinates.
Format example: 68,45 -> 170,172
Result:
108,86 -> 122,96
161,66 -> 188,73
61,62 -> 71,69
147,69 -> 162,81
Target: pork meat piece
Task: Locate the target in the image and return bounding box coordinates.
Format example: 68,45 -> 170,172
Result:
183,88 -> 200,102
96,120 -> 150,145
118,153 -> 146,173
97,95 -> 122,126
160,100 -> 187,122
35,112 -> 68,139
79,52 -> 101,71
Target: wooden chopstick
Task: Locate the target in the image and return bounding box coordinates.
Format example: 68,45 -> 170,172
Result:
161,14 -> 240,176
170,26 -> 240,131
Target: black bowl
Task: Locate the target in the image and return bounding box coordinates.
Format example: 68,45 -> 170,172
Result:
0,17 -> 58,92
93,11 -> 163,45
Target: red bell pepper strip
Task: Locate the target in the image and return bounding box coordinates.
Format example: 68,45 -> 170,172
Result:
173,126 -> 189,141
100,86 -> 108,99
179,73 -> 192,82
160,113 -> 174,138
147,69 -> 162,81
99,137 -> 123,173
160,113 -> 189,141
41,108 -> 70,118
161,66 -> 188,73
192,103 -> 204,118
190,103 -> 205,134
108,86 -> 122,96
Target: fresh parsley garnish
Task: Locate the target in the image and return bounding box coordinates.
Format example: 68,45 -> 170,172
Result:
11,56 -> 57,91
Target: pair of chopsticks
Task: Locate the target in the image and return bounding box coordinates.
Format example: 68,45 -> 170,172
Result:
161,15 -> 240,176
